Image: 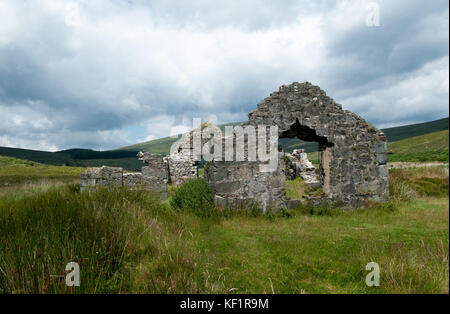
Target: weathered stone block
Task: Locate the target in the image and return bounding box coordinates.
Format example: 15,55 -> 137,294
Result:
80,166 -> 123,189
123,173 -> 143,187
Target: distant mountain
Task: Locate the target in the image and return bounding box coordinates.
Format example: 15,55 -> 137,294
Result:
0,147 -> 142,171
0,117 -> 448,169
387,129 -> 449,162
118,117 -> 449,154
382,117 -> 449,142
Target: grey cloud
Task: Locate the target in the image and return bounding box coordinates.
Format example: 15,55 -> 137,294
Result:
0,0 -> 448,150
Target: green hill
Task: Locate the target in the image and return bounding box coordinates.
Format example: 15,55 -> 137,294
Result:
0,156 -> 85,186
387,130 -> 449,162
0,117 -> 448,169
382,117 -> 449,142
0,147 -> 142,171
119,117 -> 449,155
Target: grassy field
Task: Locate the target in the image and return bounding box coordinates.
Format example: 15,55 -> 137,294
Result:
307,129 -> 449,164
0,155 -> 448,294
0,156 -> 85,187
388,130 -> 449,162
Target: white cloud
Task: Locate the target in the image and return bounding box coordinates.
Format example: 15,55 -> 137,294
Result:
342,56 -> 449,126
0,0 -> 448,150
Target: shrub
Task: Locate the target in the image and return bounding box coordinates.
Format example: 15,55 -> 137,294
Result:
169,179 -> 215,216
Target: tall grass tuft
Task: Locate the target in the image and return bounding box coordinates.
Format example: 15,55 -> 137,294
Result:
0,185 -> 166,293
389,166 -> 449,200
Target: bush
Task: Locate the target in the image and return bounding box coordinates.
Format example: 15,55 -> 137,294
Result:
169,179 -> 215,216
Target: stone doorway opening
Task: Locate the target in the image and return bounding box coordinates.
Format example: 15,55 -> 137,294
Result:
281,118 -> 334,200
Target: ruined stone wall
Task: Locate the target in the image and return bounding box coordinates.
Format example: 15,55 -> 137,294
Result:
284,149 -> 320,188
247,82 -> 389,207
80,82 -> 389,210
204,127 -> 286,212
205,156 -> 286,212
165,154 -> 198,185
81,152 -> 169,199
164,126 -> 202,185
80,166 -> 123,189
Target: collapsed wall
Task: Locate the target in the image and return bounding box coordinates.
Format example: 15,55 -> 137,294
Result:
204,124 -> 287,212
164,126 -> 200,185
284,149 -> 320,188
80,152 -> 169,199
80,82 -> 389,210
205,82 -> 389,210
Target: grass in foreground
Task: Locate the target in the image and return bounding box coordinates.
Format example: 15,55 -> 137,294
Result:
0,165 -> 448,294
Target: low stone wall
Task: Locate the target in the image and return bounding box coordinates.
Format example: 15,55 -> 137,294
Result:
80,152 -> 169,199
81,166 -> 123,189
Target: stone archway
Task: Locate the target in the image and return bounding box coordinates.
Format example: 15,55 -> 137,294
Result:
205,82 -> 389,210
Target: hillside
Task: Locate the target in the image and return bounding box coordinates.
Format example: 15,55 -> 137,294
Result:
0,156 -> 85,186
387,130 -> 449,162
119,117 -> 449,155
0,147 -> 142,171
382,117 -> 449,142
0,117 -> 448,168
307,129 -> 449,164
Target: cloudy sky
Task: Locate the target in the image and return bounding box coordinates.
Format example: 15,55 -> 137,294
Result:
0,0 -> 448,151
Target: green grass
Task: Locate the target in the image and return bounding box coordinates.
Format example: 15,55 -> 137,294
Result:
285,177 -> 323,199
0,185 -> 167,293
388,130 -> 449,162
1,159 -> 448,294
0,156 -> 85,187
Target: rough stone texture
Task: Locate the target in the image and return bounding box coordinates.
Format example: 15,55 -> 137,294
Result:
165,122 -> 222,185
205,82 -> 389,210
80,153 -> 169,199
284,149 -> 320,188
80,82 -> 389,210
165,154 -> 198,185
138,152 -> 169,199
123,173 -> 144,187
80,166 -> 123,189
248,82 -> 389,207
164,128 -> 199,185
204,128 -> 286,212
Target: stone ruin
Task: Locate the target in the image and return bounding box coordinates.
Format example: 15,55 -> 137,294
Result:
205,82 -> 389,210
81,82 -> 389,211
163,125 -> 203,185
81,152 -> 169,199
284,149 -> 320,188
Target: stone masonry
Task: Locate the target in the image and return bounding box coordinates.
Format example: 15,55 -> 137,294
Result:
80,166 -> 123,189
205,82 -> 389,209
163,127 -> 199,185
80,82 -> 389,210
284,149 -> 320,188
80,152 -> 169,199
